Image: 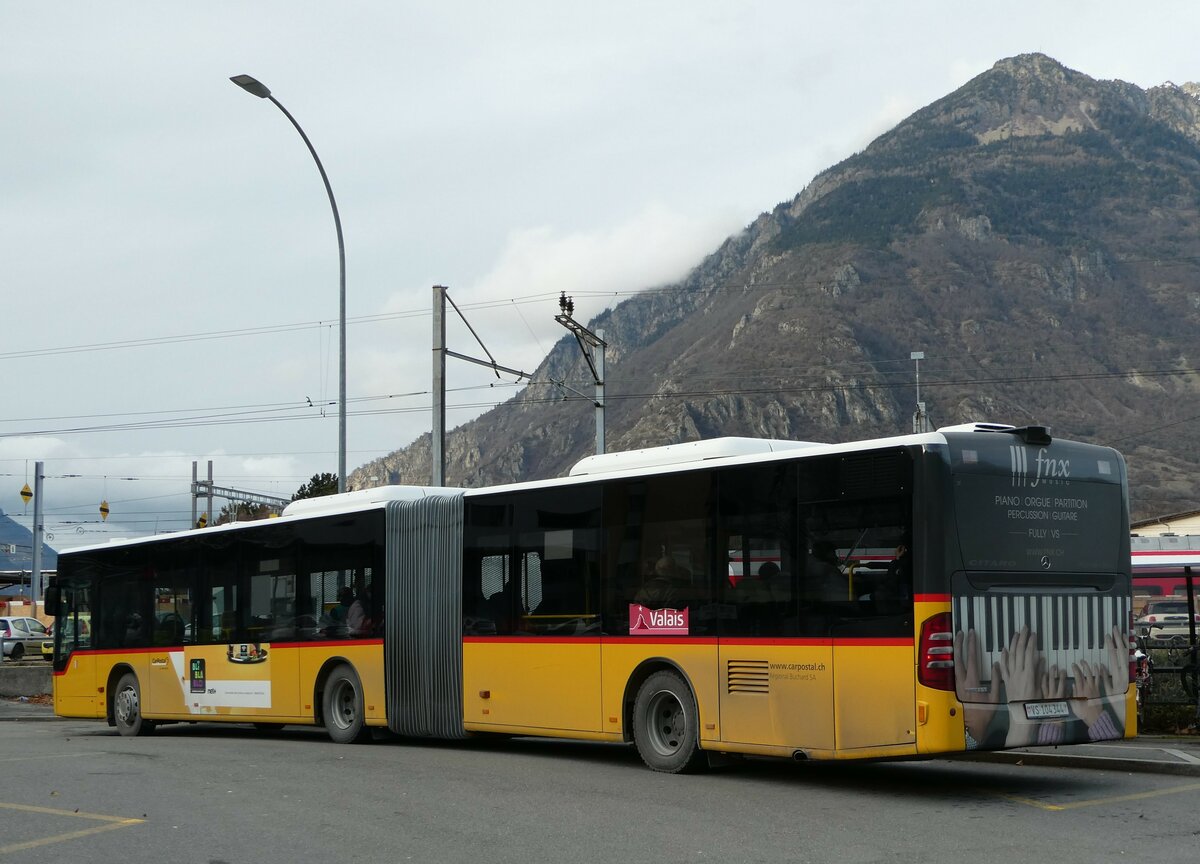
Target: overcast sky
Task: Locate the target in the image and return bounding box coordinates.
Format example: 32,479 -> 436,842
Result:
3,1 -> 1198,550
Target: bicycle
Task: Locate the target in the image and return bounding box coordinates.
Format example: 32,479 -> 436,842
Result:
1134,645 -> 1153,724
1178,643 -> 1200,701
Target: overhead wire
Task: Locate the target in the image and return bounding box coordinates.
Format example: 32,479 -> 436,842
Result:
6,248 -> 1200,363
3,361 -> 1198,438
4,248 -> 1200,486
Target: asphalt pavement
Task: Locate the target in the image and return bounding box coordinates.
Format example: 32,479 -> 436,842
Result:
962,733 -> 1200,775
4,696 -> 1199,776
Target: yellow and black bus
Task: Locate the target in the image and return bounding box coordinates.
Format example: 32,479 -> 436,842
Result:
46,422 -> 1134,772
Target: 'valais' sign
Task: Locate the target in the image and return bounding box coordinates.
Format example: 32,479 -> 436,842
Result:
629,603 -> 689,636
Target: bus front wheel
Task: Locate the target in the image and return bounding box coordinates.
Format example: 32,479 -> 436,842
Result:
632,670 -> 706,773
113,672 -> 155,737
323,665 -> 372,744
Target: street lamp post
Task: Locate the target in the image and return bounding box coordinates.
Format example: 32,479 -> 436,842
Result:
910,350 -> 928,434
231,74 -> 347,492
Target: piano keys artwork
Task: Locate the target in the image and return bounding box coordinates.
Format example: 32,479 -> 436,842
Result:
952,591 -> 1131,750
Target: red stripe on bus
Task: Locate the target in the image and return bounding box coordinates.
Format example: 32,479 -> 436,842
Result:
268,639 -> 382,649
462,636 -> 604,645
462,635 -> 912,646
915,593 -> 951,603
65,646 -> 162,657
463,636 -> 719,645
718,637 -> 832,647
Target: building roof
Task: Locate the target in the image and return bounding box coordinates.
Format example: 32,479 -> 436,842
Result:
1132,508 -> 1200,530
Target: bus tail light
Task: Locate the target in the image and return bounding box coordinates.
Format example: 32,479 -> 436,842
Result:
918,612 -> 955,691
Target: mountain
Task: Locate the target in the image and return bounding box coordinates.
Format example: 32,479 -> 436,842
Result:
0,508 -> 58,575
350,54 -> 1200,522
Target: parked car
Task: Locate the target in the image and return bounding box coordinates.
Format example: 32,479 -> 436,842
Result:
0,616 -> 50,661
44,618 -> 92,658
1135,599 -> 1200,646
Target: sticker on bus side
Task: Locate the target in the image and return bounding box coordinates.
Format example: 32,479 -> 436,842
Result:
190,658 -> 206,694
629,604 -> 689,636
226,643 -> 269,664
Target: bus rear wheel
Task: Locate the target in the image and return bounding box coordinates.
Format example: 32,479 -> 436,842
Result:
323,665 -> 372,744
114,672 -> 155,737
632,670 -> 706,774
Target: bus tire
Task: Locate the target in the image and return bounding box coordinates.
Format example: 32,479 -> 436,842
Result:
323,665 -> 371,744
113,672 -> 155,737
632,670 -> 706,774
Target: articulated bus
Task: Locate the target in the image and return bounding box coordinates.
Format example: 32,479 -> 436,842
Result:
46,422 -> 1134,772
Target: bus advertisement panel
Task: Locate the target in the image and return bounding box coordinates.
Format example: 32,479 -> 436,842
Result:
943,429 -> 1131,751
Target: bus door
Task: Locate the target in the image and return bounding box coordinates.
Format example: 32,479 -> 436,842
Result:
829,557 -> 916,750
48,583 -> 101,717
460,491 -> 603,734
463,547 -> 604,729
166,562 -> 289,721
717,540 -> 835,751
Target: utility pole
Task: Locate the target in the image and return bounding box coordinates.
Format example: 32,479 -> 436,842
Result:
431,285 -> 533,486
910,351 -> 931,433
433,285 -> 447,487
31,461 -> 43,608
555,293 -> 607,454
191,461 -> 215,528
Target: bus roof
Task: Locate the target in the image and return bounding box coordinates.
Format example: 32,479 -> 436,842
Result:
60,422 -> 1114,556
567,436 -> 823,476
280,484 -> 463,518
59,485 -> 465,556
471,422 -> 1077,495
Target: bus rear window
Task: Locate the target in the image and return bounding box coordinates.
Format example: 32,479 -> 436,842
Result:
946,436 -> 1125,572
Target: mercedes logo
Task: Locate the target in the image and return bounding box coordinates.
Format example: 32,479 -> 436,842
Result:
1040,555 -> 1052,570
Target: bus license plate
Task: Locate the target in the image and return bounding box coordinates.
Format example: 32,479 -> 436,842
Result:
1025,701 -> 1070,720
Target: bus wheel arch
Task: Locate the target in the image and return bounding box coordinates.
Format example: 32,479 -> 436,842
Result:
624,660 -> 707,774
110,667 -> 155,737
317,660 -> 372,744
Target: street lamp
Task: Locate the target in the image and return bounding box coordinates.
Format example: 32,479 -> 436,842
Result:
910,351 -> 928,434
230,74 -> 347,492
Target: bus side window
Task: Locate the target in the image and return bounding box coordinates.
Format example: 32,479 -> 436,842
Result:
463,547 -> 512,636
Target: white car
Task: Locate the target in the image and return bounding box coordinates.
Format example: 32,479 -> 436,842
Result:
0,616 -> 50,661
1135,599 -> 1200,646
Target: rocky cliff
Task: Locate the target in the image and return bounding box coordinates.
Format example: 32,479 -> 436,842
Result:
350,54 -> 1200,521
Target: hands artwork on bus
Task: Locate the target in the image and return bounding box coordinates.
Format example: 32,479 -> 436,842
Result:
955,625 -> 1128,749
